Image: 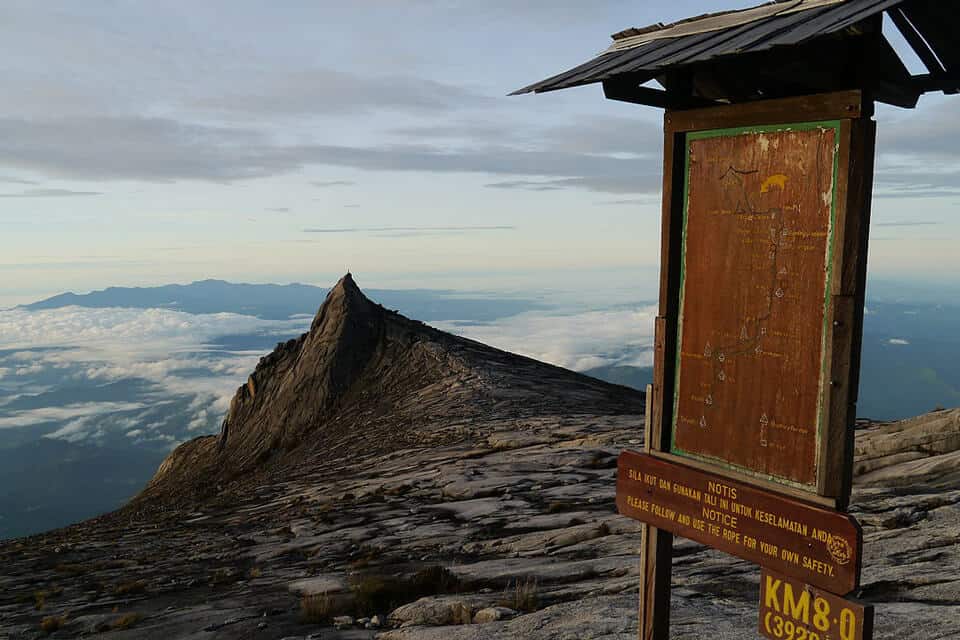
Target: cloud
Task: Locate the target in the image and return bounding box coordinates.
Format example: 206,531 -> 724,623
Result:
880,103 -> 960,160
888,338 -> 910,345
0,116 -> 300,182
0,306 -> 308,440
313,180 -> 355,187
0,306 -> 303,351
486,175 -> 661,194
874,221 -> 941,227
0,188 -> 101,198
873,104 -> 960,198
0,402 -> 146,430
597,198 -> 659,206
265,207 -> 290,213
393,115 -> 662,157
433,306 -> 658,372
0,116 -> 660,192
484,180 -> 564,192
191,69 -> 494,117
304,225 -> 514,234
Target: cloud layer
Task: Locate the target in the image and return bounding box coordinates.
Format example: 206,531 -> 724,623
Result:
0,306 -> 308,443
434,306 -> 658,371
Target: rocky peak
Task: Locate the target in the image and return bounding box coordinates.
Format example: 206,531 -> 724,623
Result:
214,273 -> 391,467
142,274 -> 642,503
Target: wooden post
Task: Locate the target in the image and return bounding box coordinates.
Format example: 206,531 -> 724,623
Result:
634,116 -> 689,640
639,386 -> 672,640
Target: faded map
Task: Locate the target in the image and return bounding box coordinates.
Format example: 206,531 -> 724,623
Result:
672,123 -> 840,487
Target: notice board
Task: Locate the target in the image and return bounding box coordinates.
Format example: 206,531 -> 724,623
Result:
670,122 -> 842,490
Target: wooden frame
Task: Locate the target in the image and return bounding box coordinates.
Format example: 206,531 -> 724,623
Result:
640,90 -> 875,640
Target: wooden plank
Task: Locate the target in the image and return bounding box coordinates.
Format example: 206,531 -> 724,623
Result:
759,568 -> 874,640
638,525 -> 672,640
639,390 -> 671,640
665,91 -> 862,133
651,317 -> 667,451
817,295 -> 857,502
816,117 -> 853,501
658,128 -> 685,315
817,116 -> 875,503
847,119 -> 876,408
636,122 -> 687,640
617,451 -> 863,594
653,122 -> 686,450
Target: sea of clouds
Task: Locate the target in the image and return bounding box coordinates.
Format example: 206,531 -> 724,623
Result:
0,306 -> 309,445
0,301 -> 656,447
434,305 -> 658,371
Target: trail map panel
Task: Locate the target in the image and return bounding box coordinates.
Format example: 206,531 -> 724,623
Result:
671,121 -> 841,489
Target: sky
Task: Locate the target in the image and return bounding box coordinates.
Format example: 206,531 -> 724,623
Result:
2,0 -> 960,307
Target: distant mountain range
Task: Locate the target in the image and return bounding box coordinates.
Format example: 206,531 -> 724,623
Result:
22,279 -> 545,322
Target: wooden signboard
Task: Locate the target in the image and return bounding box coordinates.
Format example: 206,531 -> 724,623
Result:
636,91 -> 876,639
671,121 -> 840,490
617,451 -> 862,594
759,569 -> 874,640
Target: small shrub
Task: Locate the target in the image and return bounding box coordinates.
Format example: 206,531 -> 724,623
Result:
111,613 -> 143,630
54,563 -> 89,576
349,545 -> 382,569
34,588 -> 62,610
584,451 -> 615,469
209,568 -> 239,586
300,592 -> 334,623
505,577 -> 539,612
547,502 -> 570,514
248,567 -> 262,579
384,483 -> 411,496
40,614 -> 68,634
410,565 -> 460,596
112,580 -> 147,596
351,575 -> 407,614
598,522 -> 611,536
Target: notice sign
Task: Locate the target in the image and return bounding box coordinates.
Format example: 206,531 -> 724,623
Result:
671,122 -> 841,489
616,451 -> 861,594
759,568 -> 873,640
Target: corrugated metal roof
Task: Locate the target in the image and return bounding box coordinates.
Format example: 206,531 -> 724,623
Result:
512,0 -> 906,95
605,0 -> 848,52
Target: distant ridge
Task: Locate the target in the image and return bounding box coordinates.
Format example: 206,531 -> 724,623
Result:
21,279 -> 544,321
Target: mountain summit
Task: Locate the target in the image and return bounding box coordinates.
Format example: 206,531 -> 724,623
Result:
141,274 -> 641,504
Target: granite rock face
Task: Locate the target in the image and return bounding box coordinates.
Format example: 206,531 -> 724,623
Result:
0,278 -> 958,640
